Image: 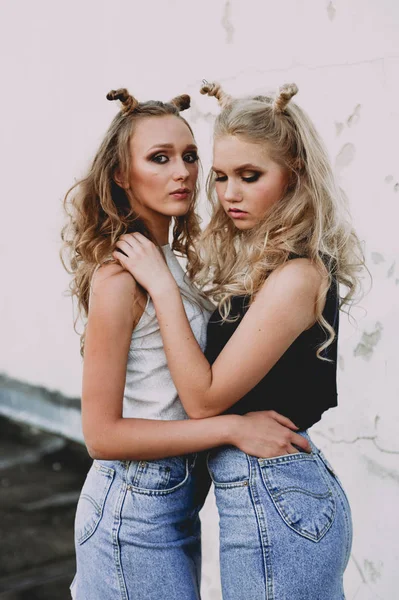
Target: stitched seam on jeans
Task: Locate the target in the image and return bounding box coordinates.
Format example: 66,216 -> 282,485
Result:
127,460 -> 190,496
77,469 -> 114,545
261,467 -> 336,542
79,493 -> 102,514
94,460 -> 115,477
248,455 -> 274,600
272,488 -> 332,500
258,453 -> 313,466
112,468 -> 129,600
212,480 -> 249,489
330,476 -> 353,569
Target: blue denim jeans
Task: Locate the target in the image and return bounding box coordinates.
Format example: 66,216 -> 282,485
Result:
207,431 -> 353,600
70,453 -> 211,600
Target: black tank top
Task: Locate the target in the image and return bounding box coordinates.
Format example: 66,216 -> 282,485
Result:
205,278 -> 339,431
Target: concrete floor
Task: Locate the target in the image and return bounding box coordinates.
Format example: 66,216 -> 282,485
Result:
0,416 -> 91,599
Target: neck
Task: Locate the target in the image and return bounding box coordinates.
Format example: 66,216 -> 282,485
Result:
127,193 -> 171,246
145,214 -> 171,246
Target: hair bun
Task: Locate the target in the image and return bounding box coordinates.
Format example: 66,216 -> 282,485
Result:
106,88 -> 139,114
200,80 -> 232,108
273,83 -> 298,113
170,94 -> 191,111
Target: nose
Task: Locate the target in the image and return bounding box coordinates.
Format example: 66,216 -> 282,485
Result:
223,179 -> 242,203
173,159 -> 190,182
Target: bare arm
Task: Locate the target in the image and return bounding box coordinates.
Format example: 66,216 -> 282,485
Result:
113,234 -> 325,420
82,262 -> 311,460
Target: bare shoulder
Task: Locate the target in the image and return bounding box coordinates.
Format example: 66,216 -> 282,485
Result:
260,258 -> 325,299
90,262 -> 145,321
252,258 -> 327,330
92,261 -> 137,294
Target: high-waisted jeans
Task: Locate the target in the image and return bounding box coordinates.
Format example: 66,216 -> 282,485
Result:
207,431 -> 353,600
71,432 -> 352,599
70,453 -> 210,600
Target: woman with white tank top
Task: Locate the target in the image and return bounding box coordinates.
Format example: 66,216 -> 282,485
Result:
61,87 -> 308,600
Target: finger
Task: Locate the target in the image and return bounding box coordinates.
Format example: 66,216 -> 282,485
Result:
115,240 -> 134,256
291,433 -> 312,453
131,232 -> 152,246
112,251 -> 127,266
113,249 -> 128,260
119,234 -> 140,249
270,412 -> 299,430
287,445 -> 300,455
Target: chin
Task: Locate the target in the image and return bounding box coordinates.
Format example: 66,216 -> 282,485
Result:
232,221 -> 255,231
167,201 -> 191,217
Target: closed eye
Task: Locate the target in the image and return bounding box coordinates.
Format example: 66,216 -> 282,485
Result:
214,173 -> 260,183
242,173 -> 260,183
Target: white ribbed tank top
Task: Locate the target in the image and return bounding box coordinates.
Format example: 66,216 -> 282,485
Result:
122,244 -> 213,420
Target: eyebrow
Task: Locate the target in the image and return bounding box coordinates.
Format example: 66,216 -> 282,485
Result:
148,143 -> 198,151
212,162 -> 262,172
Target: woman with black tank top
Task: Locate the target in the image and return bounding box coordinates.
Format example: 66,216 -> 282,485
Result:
114,81 -> 364,600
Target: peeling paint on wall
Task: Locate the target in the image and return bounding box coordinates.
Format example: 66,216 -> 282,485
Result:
335,121 -> 344,135
387,261 -> 395,278
364,559 -> 383,583
335,143 -> 356,174
353,322 -> 383,361
385,175 -> 399,193
371,252 -> 385,264
347,104 -> 361,127
186,101 -> 216,124
221,0 -> 234,44
363,559 -> 383,583
326,1 -> 336,21
363,455 -> 399,485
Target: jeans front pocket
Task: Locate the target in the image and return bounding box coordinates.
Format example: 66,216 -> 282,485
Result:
75,460 -> 115,545
259,452 -> 335,542
127,455 -> 191,496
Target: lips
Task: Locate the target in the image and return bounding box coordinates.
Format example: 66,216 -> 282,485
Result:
227,207 -> 249,220
170,187 -> 191,195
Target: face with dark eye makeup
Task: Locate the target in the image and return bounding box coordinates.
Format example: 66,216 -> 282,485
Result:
121,115 -> 199,228
212,135 -> 289,230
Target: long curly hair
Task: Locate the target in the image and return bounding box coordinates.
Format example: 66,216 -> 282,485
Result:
195,82 -> 365,358
61,89 -> 202,350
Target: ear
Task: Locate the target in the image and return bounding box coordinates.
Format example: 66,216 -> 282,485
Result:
113,168 -> 129,190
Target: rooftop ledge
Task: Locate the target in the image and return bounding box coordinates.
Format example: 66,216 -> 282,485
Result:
0,374 -> 84,444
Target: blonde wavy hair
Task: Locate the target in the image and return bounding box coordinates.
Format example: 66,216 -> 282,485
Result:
194,81 -> 365,358
61,88 -> 202,351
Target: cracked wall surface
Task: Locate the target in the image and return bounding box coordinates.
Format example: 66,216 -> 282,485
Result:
1,0 -> 398,598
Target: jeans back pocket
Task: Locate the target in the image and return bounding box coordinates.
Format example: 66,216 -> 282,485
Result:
75,461 -> 114,545
259,453 -> 335,542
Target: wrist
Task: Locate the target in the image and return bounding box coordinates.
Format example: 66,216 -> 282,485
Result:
223,415 -> 243,446
150,274 -> 178,301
